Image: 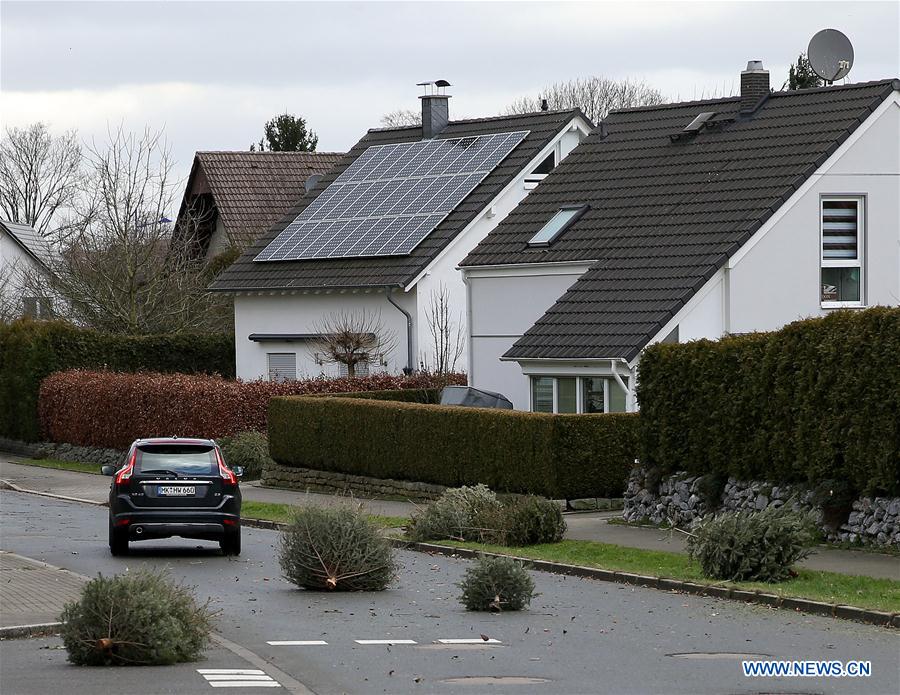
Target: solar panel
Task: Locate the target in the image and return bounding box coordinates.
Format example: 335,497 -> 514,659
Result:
255,130 -> 528,262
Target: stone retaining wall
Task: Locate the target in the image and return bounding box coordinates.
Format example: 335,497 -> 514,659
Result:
261,461 -> 446,502
623,467 -> 899,548
0,438 -> 123,467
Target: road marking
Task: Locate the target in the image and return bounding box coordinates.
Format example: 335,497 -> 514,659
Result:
355,639 -> 417,645
198,669 -> 282,689
437,638 -> 502,644
267,640 -> 328,646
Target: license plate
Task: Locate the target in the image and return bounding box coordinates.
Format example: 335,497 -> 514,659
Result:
158,486 -> 196,496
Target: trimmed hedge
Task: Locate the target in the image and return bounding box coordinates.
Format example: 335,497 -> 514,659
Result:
0,319 -> 234,442
268,396 -> 639,499
39,370 -> 463,449
637,308 -> 900,496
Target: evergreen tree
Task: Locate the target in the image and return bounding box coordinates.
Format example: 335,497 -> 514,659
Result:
252,113 -> 318,152
785,54 -> 823,90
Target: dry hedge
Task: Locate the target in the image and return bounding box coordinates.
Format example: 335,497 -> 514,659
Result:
39,369 -> 465,449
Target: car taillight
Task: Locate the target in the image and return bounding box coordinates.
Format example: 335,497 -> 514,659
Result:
216,448 -> 237,486
114,450 -> 136,485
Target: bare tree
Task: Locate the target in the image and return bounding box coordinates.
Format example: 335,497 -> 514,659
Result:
310,309 -> 396,377
24,125 -> 230,334
0,123 -> 82,236
505,76 -> 665,123
380,109 -> 422,128
422,285 -> 464,374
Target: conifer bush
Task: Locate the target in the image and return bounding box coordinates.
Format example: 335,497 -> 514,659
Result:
492,495 -> 567,546
217,430 -> 271,480
59,569 -> 214,666
278,506 -> 396,591
459,556 -> 535,612
686,506 -> 816,582
406,484 -> 501,542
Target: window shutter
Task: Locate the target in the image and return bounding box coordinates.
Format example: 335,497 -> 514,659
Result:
822,200 -> 858,259
267,353 -> 296,382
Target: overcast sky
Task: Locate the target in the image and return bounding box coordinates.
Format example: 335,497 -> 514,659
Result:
2,1 -> 898,188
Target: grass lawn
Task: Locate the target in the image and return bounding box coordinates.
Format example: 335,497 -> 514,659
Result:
432,539 -> 900,614
21,458 -> 104,475
241,500 -> 408,529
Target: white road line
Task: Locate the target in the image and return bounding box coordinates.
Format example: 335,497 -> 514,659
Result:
207,683 -> 281,688
267,640 -> 328,646
203,675 -> 277,681
355,639 -> 417,645
437,638 -> 502,644
198,670 -> 267,675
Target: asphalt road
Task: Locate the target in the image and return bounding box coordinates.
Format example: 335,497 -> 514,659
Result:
1,491 -> 898,695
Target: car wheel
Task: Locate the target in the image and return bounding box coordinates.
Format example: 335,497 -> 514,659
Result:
109,519 -> 129,556
220,531 -> 241,556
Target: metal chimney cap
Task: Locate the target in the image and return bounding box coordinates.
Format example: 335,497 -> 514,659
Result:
744,60 -> 766,72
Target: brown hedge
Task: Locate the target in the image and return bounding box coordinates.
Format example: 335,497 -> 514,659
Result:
268,396 -> 639,499
39,370 -> 465,449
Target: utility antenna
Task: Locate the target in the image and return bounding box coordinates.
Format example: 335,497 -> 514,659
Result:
807,29 -> 854,85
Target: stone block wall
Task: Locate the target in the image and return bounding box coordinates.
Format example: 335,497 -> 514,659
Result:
623,467 -> 899,548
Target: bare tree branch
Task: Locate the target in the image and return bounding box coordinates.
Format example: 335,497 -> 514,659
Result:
379,109 -> 422,128
310,309 -> 397,377
422,285 -> 464,374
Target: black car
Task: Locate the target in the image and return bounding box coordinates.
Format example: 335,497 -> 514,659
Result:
102,437 -> 243,556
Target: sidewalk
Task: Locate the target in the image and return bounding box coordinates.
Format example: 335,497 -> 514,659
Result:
0,551 -> 85,633
2,456 -> 898,581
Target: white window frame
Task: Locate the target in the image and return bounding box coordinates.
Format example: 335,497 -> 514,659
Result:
820,195 -> 865,309
530,376 -> 624,414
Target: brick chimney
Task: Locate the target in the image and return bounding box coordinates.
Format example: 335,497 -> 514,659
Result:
740,60 -> 770,113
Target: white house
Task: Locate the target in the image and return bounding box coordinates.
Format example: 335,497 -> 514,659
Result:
211,86 -> 591,380
460,65 -> 900,412
0,219 -> 56,321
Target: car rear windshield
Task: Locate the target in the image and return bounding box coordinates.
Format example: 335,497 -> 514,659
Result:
135,445 -> 217,476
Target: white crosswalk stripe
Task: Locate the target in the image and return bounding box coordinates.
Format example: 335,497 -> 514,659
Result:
354,639 -> 417,645
198,669 -> 282,689
266,640 -> 328,646
437,638 -> 502,644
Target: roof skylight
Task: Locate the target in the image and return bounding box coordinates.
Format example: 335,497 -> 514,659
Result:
528,205 -> 588,246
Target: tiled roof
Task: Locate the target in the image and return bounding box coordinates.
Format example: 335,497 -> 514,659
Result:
460,80 -> 899,362
209,109 -> 586,291
189,151 -> 344,248
0,219 -> 55,267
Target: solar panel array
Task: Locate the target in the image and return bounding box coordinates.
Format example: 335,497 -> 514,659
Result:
255,130 -> 528,262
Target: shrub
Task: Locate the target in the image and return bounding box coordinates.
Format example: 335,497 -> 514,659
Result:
0,319 -> 234,442
39,370 -> 462,449
278,506 -> 396,591
269,396 -> 639,499
686,506 -> 816,582
406,485 -> 501,543
492,495 -> 567,547
459,556 -> 535,611
217,431 -> 271,480
59,569 -> 214,666
638,308 -> 900,495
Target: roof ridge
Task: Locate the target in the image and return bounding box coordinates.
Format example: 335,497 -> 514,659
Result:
196,151 -> 344,157
367,108 -> 582,134
609,78 -> 898,115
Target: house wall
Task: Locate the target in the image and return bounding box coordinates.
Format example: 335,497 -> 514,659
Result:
233,289 -> 417,380
207,217 -> 230,259
0,230 -> 49,318
727,100 -> 900,333
465,265 -> 592,409
412,125 -> 588,373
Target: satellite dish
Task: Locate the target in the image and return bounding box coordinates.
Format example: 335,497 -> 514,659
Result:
808,29 -> 854,83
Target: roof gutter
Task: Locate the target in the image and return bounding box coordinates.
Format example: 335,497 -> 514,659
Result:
384,285 -> 414,374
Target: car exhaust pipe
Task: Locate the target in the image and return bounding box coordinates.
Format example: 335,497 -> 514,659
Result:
134,526 -> 143,535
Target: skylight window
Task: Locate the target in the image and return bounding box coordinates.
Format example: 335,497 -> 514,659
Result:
528,205 -> 588,246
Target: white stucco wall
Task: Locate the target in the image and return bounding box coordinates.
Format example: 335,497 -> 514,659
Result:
727,98 -> 900,333
234,289 -> 416,380
0,229 -> 51,317
465,265 -> 593,408
207,217 -> 229,259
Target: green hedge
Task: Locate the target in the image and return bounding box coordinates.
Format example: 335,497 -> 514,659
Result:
327,389 -> 440,404
637,308 -> 900,495
268,396 -> 638,499
0,319 -> 234,442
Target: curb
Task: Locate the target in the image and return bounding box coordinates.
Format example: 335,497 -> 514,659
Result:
0,622 -> 62,640
0,479 -> 107,507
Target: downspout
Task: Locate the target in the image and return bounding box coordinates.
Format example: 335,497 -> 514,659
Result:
385,286 -> 414,374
